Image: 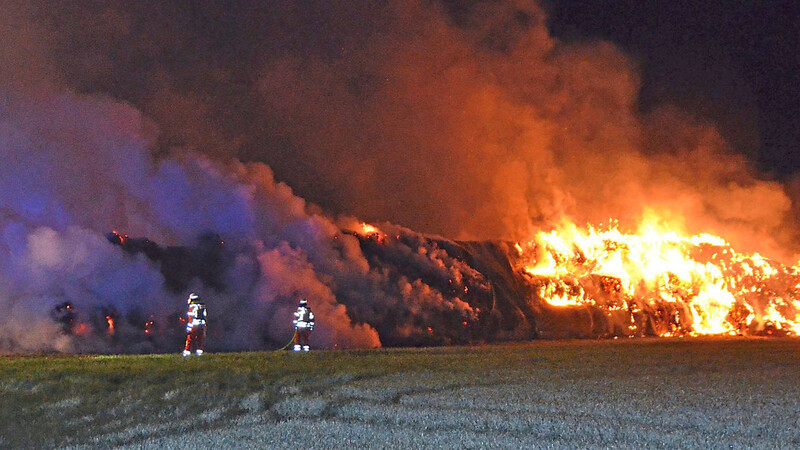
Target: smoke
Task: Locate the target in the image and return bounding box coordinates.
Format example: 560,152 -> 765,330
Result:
0,1 -> 797,352
0,84 -> 494,351
253,1 -> 794,256
3,0 -> 793,251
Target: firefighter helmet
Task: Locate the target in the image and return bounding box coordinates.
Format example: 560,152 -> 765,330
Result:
188,293 -> 200,304
299,298 -> 307,306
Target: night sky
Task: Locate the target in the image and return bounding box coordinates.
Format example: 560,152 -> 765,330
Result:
544,0 -> 799,177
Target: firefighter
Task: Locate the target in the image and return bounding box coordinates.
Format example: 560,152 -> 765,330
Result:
292,298 -> 315,351
183,293 -> 207,356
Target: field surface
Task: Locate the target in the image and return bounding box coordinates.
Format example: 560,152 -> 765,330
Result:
1,337 -> 799,449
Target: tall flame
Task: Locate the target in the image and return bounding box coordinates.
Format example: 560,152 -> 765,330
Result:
516,214 -> 800,336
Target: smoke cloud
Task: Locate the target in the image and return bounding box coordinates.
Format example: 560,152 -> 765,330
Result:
0,0 -> 797,352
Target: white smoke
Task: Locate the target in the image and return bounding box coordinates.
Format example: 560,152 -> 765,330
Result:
0,89 -> 384,352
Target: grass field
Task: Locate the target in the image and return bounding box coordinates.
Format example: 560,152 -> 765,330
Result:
1,337 -> 799,448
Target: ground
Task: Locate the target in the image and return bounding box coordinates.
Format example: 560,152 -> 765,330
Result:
1,337 -> 798,448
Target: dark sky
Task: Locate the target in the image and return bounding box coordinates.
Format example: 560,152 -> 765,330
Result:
543,0 -> 800,177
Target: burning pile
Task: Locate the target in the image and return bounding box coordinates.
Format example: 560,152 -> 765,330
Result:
515,217 -> 800,338
4,1 -> 800,354
23,215 -> 800,354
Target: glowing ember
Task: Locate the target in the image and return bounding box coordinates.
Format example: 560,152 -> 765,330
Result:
516,216 -> 800,337
106,315 -> 115,335
109,230 -> 128,245
74,323 -> 90,336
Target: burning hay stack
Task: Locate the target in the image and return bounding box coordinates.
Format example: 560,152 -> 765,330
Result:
514,219 -> 800,339
36,218 -> 800,354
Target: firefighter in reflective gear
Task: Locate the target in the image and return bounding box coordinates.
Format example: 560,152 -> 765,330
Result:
183,293 -> 207,356
293,299 -> 315,351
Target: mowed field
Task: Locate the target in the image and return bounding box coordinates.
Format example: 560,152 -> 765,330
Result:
1,338 -> 799,449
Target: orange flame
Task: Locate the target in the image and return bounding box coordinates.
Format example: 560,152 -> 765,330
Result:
357,223 -> 387,243
106,315 -> 115,335
360,223 -> 380,234
516,214 -> 800,336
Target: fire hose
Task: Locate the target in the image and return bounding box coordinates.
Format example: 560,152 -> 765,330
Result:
277,329 -> 298,351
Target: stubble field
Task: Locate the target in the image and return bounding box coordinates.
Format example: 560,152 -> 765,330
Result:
1,337 -> 799,449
